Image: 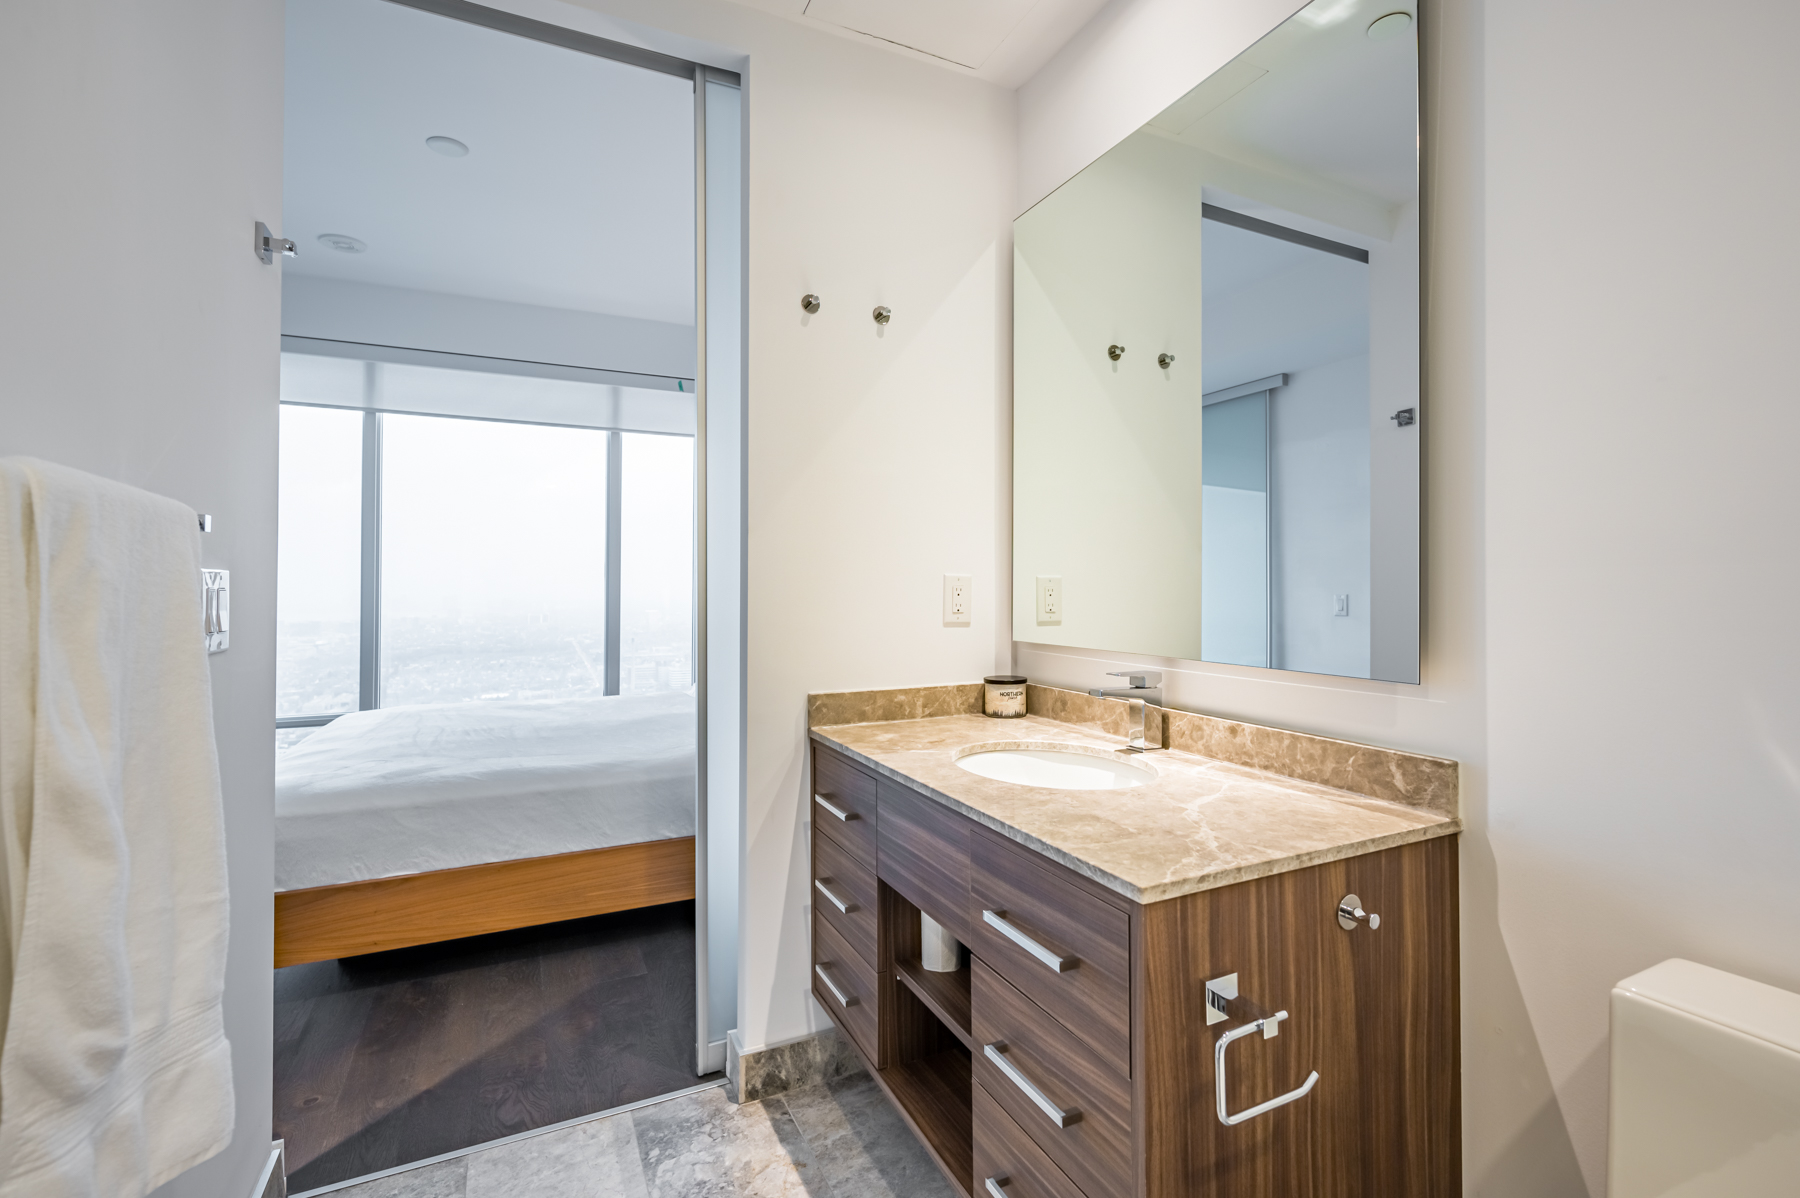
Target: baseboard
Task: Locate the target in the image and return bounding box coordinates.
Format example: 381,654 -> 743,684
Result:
701,1036 -> 727,1075
723,1026 -> 861,1104
252,1141 -> 286,1198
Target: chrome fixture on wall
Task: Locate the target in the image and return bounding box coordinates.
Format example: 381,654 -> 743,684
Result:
1390,407 -> 1416,426
872,305 -> 891,325
1108,344 -> 1125,361
254,221 -> 295,264
1337,894 -> 1380,930
801,293 -> 821,314
1158,352 -> 1175,369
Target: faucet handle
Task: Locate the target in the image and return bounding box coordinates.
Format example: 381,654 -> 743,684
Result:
1106,670 -> 1162,688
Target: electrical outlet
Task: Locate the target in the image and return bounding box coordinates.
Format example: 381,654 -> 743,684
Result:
1334,593 -> 1350,617
1036,575 -> 1063,624
943,574 -> 972,625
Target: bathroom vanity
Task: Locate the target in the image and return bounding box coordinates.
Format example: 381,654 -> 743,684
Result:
807,685 -> 1460,1198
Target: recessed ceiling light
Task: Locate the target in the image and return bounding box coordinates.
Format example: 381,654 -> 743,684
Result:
425,136 -> 469,158
1367,11 -> 1413,39
318,233 -> 366,254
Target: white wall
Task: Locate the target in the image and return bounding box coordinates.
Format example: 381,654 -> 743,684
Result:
1013,131 -> 1206,662
282,274 -> 697,380
515,0 -> 1016,1056
1017,0 -> 1800,1194
1269,354 -> 1371,677
0,3 -> 281,1197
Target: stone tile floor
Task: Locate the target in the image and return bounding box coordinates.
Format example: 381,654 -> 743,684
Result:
320,1065 -> 959,1198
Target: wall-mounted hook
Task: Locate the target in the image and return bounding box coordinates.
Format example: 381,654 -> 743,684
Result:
872,306 -> 891,325
1158,353 -> 1175,369
801,294 -> 821,314
255,221 -> 296,265
1390,408 -> 1416,427
1108,344 -> 1125,361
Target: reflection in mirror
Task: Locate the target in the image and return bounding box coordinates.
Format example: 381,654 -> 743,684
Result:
1013,0 -> 1420,682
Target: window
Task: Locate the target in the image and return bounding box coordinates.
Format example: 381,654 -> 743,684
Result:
277,405 -> 363,722
275,350 -> 695,743
381,414 -> 610,706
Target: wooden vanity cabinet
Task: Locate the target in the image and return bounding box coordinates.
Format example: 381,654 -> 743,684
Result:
808,743 -> 1460,1198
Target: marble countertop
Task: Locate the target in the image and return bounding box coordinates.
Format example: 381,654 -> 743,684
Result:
810,712 -> 1460,905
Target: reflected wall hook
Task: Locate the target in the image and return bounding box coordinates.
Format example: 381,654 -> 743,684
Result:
801,294 -> 821,314
1158,353 -> 1175,369
873,306 -> 891,325
1108,344 -> 1125,361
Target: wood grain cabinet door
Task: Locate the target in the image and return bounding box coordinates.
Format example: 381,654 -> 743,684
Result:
973,960 -> 1132,1198
1136,836 -> 1459,1198
813,824 -> 879,969
812,747 -> 879,866
973,1083 -> 1088,1198
813,910 -> 882,1066
972,834 -> 1132,1069
878,778 -> 973,946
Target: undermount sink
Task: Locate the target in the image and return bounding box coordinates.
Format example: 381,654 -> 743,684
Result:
955,744 -> 1154,790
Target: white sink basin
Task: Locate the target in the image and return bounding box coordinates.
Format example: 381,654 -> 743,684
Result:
955,745 -> 1154,790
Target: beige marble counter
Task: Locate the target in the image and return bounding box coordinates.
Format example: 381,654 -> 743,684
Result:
810,703 -> 1459,905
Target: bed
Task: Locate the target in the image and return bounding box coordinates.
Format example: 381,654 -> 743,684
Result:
274,691 -> 696,968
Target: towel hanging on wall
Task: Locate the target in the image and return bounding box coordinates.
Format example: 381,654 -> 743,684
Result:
0,457 -> 234,1198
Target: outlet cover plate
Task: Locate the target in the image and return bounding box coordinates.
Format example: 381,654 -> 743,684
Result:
943,574 -> 972,626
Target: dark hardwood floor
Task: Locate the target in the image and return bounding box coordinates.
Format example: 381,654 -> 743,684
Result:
275,899 -> 711,1193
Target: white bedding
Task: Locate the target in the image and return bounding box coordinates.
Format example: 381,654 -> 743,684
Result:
275,692 -> 695,892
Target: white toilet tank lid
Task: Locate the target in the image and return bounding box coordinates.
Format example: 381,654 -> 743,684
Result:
1615,958 -> 1800,1055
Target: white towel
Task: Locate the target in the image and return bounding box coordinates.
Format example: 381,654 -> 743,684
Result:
0,458 -> 234,1198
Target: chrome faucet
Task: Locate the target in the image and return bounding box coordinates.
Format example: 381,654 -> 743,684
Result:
1087,670 -> 1164,752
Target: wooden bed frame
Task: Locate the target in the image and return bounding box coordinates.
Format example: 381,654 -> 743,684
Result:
273,835 -> 696,969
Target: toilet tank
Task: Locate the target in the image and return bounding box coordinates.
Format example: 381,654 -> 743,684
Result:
1610,958 -> 1800,1197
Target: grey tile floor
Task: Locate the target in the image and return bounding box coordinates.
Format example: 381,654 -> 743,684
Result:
324,1065 -> 959,1198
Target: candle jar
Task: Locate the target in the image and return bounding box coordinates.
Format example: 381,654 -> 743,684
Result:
984,675 -> 1027,718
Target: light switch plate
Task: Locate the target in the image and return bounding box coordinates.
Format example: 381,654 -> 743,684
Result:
942,574 -> 971,626
1334,593 -> 1350,617
1035,576 -> 1062,624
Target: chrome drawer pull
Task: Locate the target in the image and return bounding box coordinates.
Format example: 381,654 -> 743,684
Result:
814,878 -> 858,914
814,793 -> 857,822
982,909 -> 1073,973
1215,1011 -> 1318,1126
984,1178 -> 1009,1198
815,964 -> 857,1007
984,1042 -> 1076,1128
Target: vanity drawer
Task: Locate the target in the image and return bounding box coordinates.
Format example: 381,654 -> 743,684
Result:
972,834 -> 1132,1069
877,777 -> 972,946
972,959 -> 1131,1198
974,1082 -> 1088,1198
812,821 -> 878,969
812,746 -> 878,866
812,909 -> 880,1065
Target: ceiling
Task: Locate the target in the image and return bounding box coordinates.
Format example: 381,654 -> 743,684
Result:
285,0 -> 696,325
725,0 -> 1111,85
1152,0 -> 1418,220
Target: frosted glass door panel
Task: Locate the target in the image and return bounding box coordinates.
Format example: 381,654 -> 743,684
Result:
1201,392 -> 1269,667
380,413 -> 609,705
619,432 -> 693,694
277,404 -> 363,717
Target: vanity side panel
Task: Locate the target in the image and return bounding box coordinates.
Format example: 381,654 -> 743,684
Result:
1135,836 -> 1459,1198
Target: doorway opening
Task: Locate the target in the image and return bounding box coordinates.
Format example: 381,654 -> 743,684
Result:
271,1 -> 741,1189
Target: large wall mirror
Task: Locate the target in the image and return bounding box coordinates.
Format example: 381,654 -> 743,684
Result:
1013,0 -> 1420,682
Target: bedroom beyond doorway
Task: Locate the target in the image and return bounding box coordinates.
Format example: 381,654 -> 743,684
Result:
273,0 -> 734,1188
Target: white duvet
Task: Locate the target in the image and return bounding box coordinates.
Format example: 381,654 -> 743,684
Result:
275,692 -> 695,892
